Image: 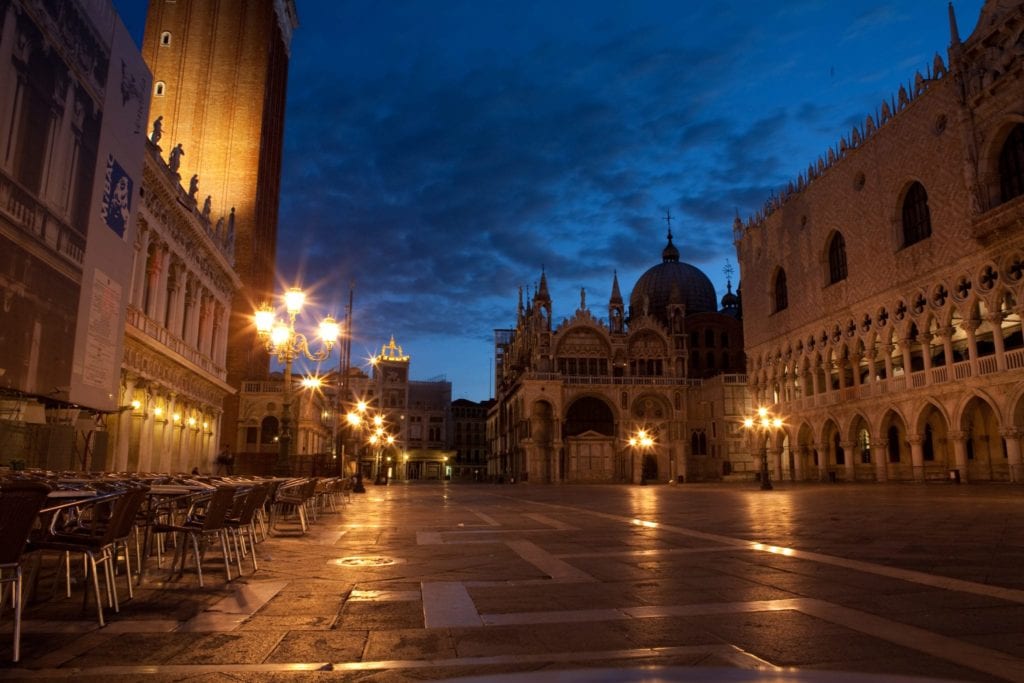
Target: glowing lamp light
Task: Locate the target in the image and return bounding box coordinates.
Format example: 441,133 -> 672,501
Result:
270,321 -> 290,348
172,413 -> 181,423
346,412 -> 362,427
372,415 -> 384,428
301,376 -> 323,390
254,303 -> 276,336
187,416 -> 197,427
284,287 -> 305,315
318,316 -> 340,343
153,406 -> 164,417
131,400 -> 141,410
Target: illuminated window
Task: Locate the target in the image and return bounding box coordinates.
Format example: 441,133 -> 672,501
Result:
154,81 -> 165,97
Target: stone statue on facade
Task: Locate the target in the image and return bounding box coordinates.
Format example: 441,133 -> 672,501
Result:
188,174 -> 199,201
168,143 -> 184,174
202,195 -> 212,220
150,116 -> 162,146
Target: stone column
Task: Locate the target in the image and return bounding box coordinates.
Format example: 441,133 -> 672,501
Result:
921,332 -> 933,381
818,441 -> 830,481
949,431 -> 969,483
874,438 -> 888,482
144,244 -> 162,319
130,226 -> 151,309
113,374 -> 137,472
962,320 -> 980,376
1001,428 -> 1022,483
153,244 -> 171,325
841,440 -> 856,480
938,326 -> 955,371
900,338 -> 914,381
986,313 -> 1006,371
770,444 -> 783,482
909,434 -> 925,482
882,342 -> 895,381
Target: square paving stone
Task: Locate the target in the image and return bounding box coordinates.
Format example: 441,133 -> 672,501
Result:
164,631 -> 285,664
336,601 -> 424,630
267,630 -> 368,663
61,632 -> 206,666
363,627 -> 457,661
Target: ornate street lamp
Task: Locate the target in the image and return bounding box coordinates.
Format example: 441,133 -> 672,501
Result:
742,406 -> 784,491
254,287 -> 339,476
628,427 -> 655,484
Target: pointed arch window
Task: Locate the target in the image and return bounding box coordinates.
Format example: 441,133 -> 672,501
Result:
772,268 -> 788,312
901,182 -> 932,247
827,232 -> 847,285
999,124 -> 1024,203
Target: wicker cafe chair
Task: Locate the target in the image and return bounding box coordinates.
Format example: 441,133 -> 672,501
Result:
0,479 -> 53,662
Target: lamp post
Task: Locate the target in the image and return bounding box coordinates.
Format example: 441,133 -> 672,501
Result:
742,406 -> 784,491
627,427 -> 655,485
346,401 -> 394,487
254,287 -> 339,477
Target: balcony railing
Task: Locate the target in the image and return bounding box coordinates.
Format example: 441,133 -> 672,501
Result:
779,348 -> 1024,411
0,168 -> 85,269
125,306 -> 226,379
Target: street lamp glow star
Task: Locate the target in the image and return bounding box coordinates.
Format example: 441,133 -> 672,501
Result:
742,406 -> 785,491
254,287 -> 339,476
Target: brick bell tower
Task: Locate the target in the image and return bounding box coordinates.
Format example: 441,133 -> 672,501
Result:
141,0 -> 299,451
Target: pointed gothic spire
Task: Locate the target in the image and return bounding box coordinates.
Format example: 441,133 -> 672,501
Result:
535,266 -> 550,303
948,1 -> 960,46
609,270 -> 622,304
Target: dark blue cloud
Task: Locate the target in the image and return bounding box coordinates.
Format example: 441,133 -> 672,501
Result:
115,0 -> 986,400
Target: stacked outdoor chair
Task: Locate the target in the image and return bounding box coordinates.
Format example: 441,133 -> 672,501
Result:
223,484 -> 270,574
0,478 -> 53,662
151,485 -> 237,587
27,483 -> 150,627
270,478 -> 318,534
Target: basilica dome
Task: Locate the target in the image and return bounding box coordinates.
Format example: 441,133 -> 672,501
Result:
629,232 -> 717,322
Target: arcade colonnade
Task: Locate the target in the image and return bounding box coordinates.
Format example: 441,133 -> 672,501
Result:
747,297 -> 1024,483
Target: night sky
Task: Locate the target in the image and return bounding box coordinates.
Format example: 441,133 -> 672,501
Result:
113,0 -> 984,402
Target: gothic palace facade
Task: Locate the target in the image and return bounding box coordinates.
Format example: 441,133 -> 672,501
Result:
735,1 -> 1024,483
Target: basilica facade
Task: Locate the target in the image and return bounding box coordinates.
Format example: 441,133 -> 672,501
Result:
735,1 -> 1024,483
489,232 -> 748,484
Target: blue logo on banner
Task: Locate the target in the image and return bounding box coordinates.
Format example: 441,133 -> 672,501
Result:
101,155 -> 132,238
